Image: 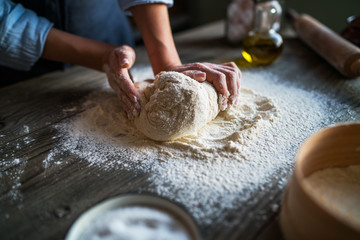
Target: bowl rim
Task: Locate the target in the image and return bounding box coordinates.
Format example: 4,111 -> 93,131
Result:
65,193 -> 203,240
293,122 -> 360,232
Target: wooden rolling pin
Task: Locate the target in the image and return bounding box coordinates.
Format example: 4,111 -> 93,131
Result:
288,9 -> 360,78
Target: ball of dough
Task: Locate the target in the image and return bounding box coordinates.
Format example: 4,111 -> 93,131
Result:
134,71 -> 219,141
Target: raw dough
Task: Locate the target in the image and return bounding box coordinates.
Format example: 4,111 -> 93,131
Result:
134,71 -> 219,141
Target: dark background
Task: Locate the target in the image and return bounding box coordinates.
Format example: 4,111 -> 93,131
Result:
168,0 -> 359,33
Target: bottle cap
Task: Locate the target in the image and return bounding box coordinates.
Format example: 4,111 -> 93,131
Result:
254,1 -> 282,32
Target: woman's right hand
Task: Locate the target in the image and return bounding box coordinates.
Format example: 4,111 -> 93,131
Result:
167,61 -> 242,111
103,45 -> 141,119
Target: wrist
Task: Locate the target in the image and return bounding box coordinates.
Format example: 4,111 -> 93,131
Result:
148,47 -> 181,74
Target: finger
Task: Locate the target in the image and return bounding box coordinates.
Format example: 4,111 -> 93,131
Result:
112,45 -> 136,69
227,73 -> 238,105
108,71 -> 141,116
205,62 -> 241,80
173,63 -> 230,109
118,92 -> 138,120
235,89 -> 240,105
181,70 -> 206,82
171,62 -> 206,72
109,76 -> 132,112
108,70 -> 139,104
204,62 -> 241,106
222,61 -> 242,82
206,71 -> 229,110
113,82 -> 140,120
115,68 -> 140,103
172,63 -> 228,96
204,62 -> 241,78
225,62 -> 242,105
203,63 -> 238,105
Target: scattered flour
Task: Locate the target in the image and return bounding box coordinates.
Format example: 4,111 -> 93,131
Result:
0,156 -> 26,204
304,164 -> 360,229
22,125 -> 30,134
1,66 -> 358,230
80,206 -> 191,240
47,67 -> 357,225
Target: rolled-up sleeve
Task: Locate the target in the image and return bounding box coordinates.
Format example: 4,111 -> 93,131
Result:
118,0 -> 173,15
0,0 -> 53,71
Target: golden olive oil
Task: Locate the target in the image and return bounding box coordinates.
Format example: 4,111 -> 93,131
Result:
242,30 -> 283,65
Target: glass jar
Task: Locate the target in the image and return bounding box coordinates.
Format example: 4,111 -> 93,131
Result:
241,0 -> 283,65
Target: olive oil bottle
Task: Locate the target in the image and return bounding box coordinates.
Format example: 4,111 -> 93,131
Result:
242,0 -> 283,65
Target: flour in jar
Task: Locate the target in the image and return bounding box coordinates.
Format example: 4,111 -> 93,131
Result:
304,164 -> 360,229
80,206 -> 191,240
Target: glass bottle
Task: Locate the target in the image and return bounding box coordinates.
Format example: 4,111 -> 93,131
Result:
241,0 -> 283,65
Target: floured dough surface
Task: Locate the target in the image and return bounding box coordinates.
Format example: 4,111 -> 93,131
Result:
134,72 -> 219,141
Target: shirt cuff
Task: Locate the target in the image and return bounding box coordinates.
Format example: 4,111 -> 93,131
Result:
117,0 -> 174,15
0,2 -> 53,71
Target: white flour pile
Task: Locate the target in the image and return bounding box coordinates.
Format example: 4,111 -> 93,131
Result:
304,164 -> 360,229
80,206 -> 191,240
2,66 -> 358,228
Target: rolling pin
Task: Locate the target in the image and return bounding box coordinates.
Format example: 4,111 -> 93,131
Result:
288,9 -> 360,78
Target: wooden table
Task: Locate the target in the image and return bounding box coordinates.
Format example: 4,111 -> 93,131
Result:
1,21 -> 359,240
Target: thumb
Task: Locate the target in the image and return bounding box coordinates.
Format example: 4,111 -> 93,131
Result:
114,45 -> 136,69
181,70 -> 206,82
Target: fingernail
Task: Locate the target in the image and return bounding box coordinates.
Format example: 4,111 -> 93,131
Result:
121,58 -> 130,68
131,95 -> 138,103
135,101 -> 141,111
195,72 -> 206,80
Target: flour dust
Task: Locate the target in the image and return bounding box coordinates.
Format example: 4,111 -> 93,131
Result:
1,66 -> 358,227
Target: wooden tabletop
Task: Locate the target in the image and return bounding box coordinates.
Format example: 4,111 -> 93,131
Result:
1,21 -> 360,240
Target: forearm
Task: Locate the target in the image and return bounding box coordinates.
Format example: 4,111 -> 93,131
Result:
41,28 -> 115,72
130,4 -> 181,74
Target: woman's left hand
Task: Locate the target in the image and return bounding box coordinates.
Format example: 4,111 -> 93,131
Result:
168,61 -> 242,110
103,45 -> 141,119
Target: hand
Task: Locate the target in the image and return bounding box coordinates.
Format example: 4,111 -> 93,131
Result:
103,45 -> 140,119
168,62 -> 242,110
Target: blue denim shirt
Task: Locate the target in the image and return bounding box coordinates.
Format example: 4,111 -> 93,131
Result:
0,0 -> 53,71
0,0 -> 173,72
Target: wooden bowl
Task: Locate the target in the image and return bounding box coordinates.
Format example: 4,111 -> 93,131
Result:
280,123 -> 360,240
